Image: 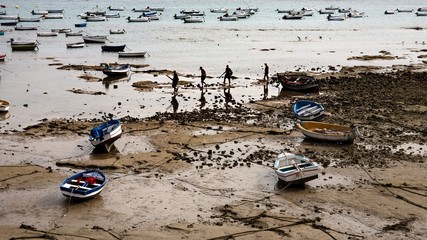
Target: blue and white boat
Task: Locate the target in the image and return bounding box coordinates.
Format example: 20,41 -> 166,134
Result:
89,119 -> 122,151
274,150 -> 319,185
60,169 -> 107,199
293,100 -> 324,121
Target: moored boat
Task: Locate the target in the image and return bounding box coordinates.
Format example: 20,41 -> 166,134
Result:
83,35 -> 108,43
60,169 -> 107,199
102,63 -> 131,76
327,14 -> 346,21
416,11 -> 427,16
17,17 -> 41,22
126,16 -> 149,22
1,21 -> 18,26
0,15 -> 18,20
110,29 -> 125,34
293,100 -> 325,120
118,51 -> 146,58
44,14 -> 64,19
273,150 -> 319,185
74,22 -> 87,27
31,10 -> 48,15
86,15 -> 106,21
0,99 -> 10,111
183,17 -> 204,23
47,9 -> 64,13
101,44 -> 126,52
107,6 -> 125,11
66,31 -> 84,37
89,119 -> 123,151
8,38 -> 38,51
66,42 -> 85,48
218,16 -> 238,21
15,25 -> 38,30
37,31 -> 58,37
295,121 -> 358,142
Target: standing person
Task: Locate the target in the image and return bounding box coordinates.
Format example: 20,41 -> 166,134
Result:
263,63 -> 269,80
223,65 -> 233,85
200,66 -> 206,88
172,70 -> 179,94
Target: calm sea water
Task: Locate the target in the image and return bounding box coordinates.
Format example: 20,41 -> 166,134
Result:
0,0 -> 426,131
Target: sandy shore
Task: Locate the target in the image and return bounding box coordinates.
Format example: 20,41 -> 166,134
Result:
1,64 -> 427,239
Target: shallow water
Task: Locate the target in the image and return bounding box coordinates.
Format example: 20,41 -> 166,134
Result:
0,0 -> 426,131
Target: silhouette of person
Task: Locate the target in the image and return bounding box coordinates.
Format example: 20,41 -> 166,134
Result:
263,63 -> 269,80
171,70 -> 179,93
200,66 -> 206,89
223,65 -> 233,85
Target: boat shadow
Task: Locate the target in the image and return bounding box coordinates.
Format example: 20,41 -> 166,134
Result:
102,74 -> 131,89
90,144 -> 119,156
274,180 -> 309,192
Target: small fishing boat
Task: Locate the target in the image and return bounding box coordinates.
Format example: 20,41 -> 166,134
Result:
293,100 -> 324,120
83,35 -> 108,43
384,10 -> 396,15
183,17 -> 204,23
348,11 -> 366,18
126,16 -> 149,22
44,14 -> 64,19
17,17 -> 41,22
396,9 -> 413,13
418,7 -> 427,12
89,119 -> 123,151
8,38 -> 38,51
86,15 -> 106,21
0,99 -> 10,111
218,16 -> 238,21
416,11 -> 427,16
66,31 -> 84,37
1,21 -> 18,26
37,31 -> 58,37
102,63 -> 131,76
51,28 -> 71,33
295,121 -> 358,142
327,14 -> 346,21
174,14 -> 190,19
282,13 -> 304,20
105,13 -> 120,18
211,8 -> 228,13
0,15 -> 18,20
107,6 -> 125,11
31,10 -> 48,15
14,25 -> 38,30
318,9 -> 335,14
118,51 -> 146,58
110,29 -> 125,34
101,44 -> 126,52
273,150 -> 319,185
148,7 -> 165,12
66,42 -> 85,48
277,74 -> 319,91
47,9 -> 64,13
60,169 -> 107,199
74,22 -> 87,27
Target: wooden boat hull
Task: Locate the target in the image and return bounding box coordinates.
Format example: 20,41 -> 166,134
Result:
60,169 -> 107,199
293,100 -> 324,120
278,74 -> 319,91
295,121 -> 355,142
67,42 -> 85,48
274,151 -> 319,184
10,40 -> 38,51
89,119 -> 122,151
83,36 -> 107,43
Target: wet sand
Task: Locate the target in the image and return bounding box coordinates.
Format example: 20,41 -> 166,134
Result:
1,64 -> 427,239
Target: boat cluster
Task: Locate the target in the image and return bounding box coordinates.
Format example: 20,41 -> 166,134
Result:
173,7 -> 259,23
278,6 -> 366,21
384,7 -> 427,16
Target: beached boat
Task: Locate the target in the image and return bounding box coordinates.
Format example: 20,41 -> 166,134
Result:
273,150 -> 319,185
8,38 -> 38,51
277,74 -> 319,91
183,17 -> 204,23
66,31 -> 84,37
60,169 -> 107,199
102,64 -> 131,76
293,100 -> 324,121
126,16 -> 149,22
66,42 -> 85,48
110,29 -> 125,34
0,99 -> 10,111
37,31 -> 58,37
295,121 -> 358,142
327,14 -> 346,21
17,17 -> 41,22
89,119 -> 122,151
74,22 -> 87,27
14,25 -> 38,30
101,44 -> 126,52
118,51 -> 147,58
83,35 -> 108,43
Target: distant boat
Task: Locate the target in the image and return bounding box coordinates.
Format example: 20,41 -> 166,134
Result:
102,63 -> 131,76
44,14 -> 64,19
60,169 -> 107,199
0,54 -> 6,61
66,31 -> 84,37
0,15 -> 18,20
47,9 -> 64,13
107,6 -> 125,11
101,44 -> 126,52
183,17 -> 204,23
384,10 -> 396,14
293,100 -> 325,121
417,7 -> 427,12
211,8 -> 228,13
66,42 -> 85,48
110,29 -> 125,34
105,12 -> 120,18
396,9 -> 413,13
51,28 -> 71,33
118,51 -> 147,58
31,10 -> 48,15
86,15 -> 106,21
74,22 -> 87,27
17,17 -> 41,22
416,11 -> 427,16
15,25 -> 38,30
1,21 -> 18,26
37,31 -> 58,37
0,99 -> 10,111
295,121 -> 358,142
327,14 -> 346,21
89,119 -> 123,151
282,13 -> 304,20
218,16 -> 238,21
83,35 -> 108,43
273,150 -> 319,185
8,38 -> 38,51
126,16 -> 149,22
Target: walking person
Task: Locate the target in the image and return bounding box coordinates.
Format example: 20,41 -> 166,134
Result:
200,66 -> 206,89
221,65 -> 233,86
167,70 -> 180,94
263,63 -> 269,81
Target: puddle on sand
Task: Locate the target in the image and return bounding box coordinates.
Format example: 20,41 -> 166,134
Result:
392,142 -> 427,156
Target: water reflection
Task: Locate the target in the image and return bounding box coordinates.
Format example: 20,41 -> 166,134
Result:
199,88 -> 207,109
171,94 -> 179,114
102,74 -> 131,90
224,87 -> 234,108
